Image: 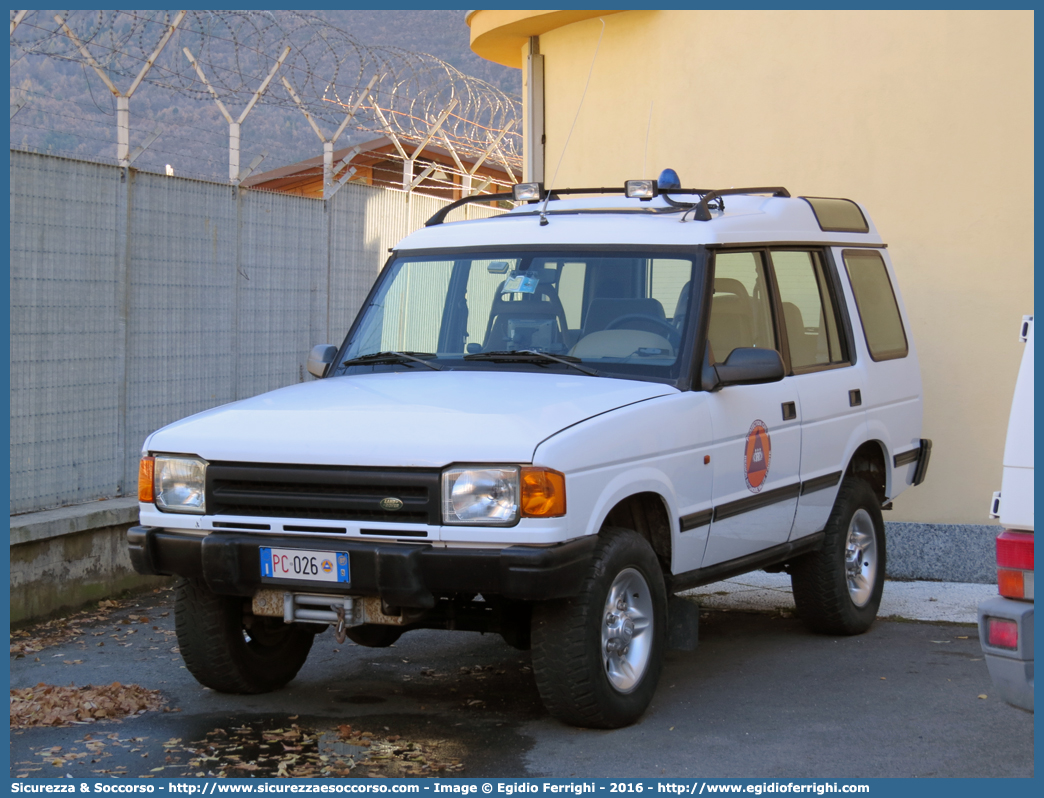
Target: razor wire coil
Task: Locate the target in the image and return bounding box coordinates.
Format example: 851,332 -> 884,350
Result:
11,9 -> 522,171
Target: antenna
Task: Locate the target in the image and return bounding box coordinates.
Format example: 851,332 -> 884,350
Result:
539,17 -> 606,226
643,100 -> 653,179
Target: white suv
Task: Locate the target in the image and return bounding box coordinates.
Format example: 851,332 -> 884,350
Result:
129,177 -> 930,728
978,316 -> 1034,712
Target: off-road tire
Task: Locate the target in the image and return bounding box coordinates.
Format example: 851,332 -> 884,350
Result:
174,579 -> 315,694
345,624 -> 403,648
790,477 -> 886,635
531,527 -> 667,729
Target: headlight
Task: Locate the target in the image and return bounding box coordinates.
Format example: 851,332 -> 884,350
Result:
152,455 -> 208,514
442,466 -> 519,525
441,465 -> 568,525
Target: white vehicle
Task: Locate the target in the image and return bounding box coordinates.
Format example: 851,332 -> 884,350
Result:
129,176 -> 930,728
978,316 -> 1034,712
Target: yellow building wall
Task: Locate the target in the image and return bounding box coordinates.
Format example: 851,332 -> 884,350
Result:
474,10 -> 1034,525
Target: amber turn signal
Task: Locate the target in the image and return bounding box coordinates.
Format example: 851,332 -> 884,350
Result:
997,568 -> 1026,600
520,467 -> 566,518
138,456 -> 155,503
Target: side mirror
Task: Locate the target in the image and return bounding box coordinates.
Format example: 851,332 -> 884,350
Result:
306,344 -> 338,378
702,346 -> 784,391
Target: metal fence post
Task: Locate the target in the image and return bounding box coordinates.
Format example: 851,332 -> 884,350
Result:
114,167 -> 134,494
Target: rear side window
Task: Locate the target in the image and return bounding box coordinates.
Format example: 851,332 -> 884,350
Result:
771,250 -> 847,370
843,250 -> 908,361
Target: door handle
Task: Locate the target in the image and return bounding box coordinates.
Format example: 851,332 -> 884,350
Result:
849,389 -> 862,407
781,401 -> 796,421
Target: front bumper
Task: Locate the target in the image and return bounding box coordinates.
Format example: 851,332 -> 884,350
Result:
127,526 -> 597,609
978,595 -> 1034,712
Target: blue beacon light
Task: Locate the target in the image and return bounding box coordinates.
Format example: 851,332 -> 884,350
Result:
657,168 -> 681,190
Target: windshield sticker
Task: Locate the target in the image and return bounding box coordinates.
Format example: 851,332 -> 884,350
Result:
744,419 -> 771,493
502,274 -> 538,294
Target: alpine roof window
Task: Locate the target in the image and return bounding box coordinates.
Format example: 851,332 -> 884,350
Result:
802,197 -> 869,234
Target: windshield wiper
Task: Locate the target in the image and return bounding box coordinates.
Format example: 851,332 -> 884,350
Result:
463,349 -> 599,377
342,351 -> 442,371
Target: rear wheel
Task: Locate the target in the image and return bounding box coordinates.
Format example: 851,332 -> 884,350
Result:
175,579 -> 315,694
791,477 -> 886,635
531,528 -> 666,728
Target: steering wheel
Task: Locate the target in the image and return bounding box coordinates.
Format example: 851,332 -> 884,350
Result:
605,314 -> 680,347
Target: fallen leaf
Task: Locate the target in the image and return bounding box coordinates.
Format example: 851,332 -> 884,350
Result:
10,683 -> 167,728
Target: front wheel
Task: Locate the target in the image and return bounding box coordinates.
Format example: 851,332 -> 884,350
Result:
531,528 -> 667,728
790,477 -> 886,635
175,579 -> 315,694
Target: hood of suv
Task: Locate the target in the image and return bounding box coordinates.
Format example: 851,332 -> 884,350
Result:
144,370 -> 675,467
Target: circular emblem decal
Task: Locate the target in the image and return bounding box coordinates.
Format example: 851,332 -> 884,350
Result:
321,559 -> 334,574
744,419 -> 771,493
380,497 -> 404,511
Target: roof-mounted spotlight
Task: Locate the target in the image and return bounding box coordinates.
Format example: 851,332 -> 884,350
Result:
657,168 -> 681,190
512,182 -> 543,202
625,179 -> 658,200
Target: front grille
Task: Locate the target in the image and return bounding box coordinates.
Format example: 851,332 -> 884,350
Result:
206,462 -> 440,525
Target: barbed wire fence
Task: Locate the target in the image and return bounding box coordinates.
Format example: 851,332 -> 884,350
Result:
10,9 -> 522,197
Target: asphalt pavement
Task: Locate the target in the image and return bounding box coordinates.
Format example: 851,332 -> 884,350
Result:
9,579 -> 1033,779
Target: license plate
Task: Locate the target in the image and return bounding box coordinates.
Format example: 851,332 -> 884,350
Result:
259,547 -> 349,583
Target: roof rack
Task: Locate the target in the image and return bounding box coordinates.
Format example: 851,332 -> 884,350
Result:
425,192 -> 513,227
691,187 -> 790,221
423,185 -> 791,227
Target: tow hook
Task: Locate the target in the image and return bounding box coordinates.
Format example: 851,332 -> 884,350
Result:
334,605 -> 348,644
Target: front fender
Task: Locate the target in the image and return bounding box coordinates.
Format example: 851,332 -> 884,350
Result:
534,391 -> 715,573
580,467 -> 680,539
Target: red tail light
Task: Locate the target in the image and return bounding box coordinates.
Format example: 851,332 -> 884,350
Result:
986,617 -> 1019,649
996,530 -> 1034,570
995,530 -> 1033,599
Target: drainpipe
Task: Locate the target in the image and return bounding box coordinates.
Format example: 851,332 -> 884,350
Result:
523,36 -> 545,184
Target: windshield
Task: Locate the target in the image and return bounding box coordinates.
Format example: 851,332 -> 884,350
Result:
337,250 -> 700,384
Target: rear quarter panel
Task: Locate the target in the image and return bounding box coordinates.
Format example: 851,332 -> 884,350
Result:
836,247 -> 924,500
